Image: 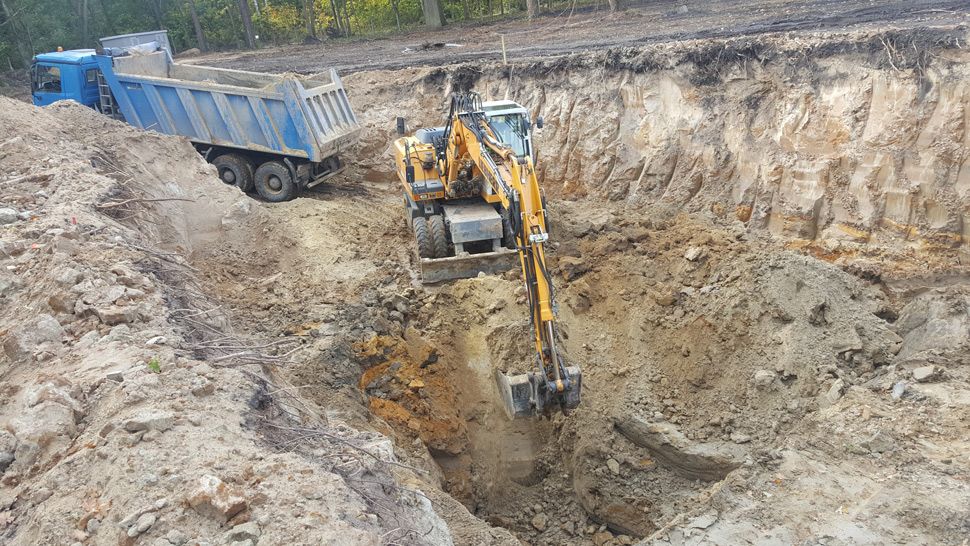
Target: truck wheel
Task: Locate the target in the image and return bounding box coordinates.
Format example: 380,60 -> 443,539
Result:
254,161 -> 298,202
213,154 -> 254,193
413,217 -> 434,259
428,215 -> 448,258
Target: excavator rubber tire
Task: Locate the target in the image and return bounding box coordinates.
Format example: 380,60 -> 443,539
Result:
213,154 -> 255,193
413,217 -> 435,259
428,215 -> 449,258
254,161 -> 298,202
500,207 -> 516,249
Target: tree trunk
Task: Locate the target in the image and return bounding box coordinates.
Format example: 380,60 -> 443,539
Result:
526,0 -> 538,20
461,0 -> 470,20
0,0 -> 31,67
70,0 -> 90,45
390,0 -> 401,31
99,0 -> 118,34
187,0 -> 207,51
342,0 -> 351,36
421,0 -> 445,27
81,0 -> 89,45
303,0 -> 317,38
328,0 -> 343,35
145,0 -> 163,29
238,0 -> 256,48
607,0 -> 618,12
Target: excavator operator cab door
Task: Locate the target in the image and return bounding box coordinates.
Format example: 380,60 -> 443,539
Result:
481,100 -> 536,163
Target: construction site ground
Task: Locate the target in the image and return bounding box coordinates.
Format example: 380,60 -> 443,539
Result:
2,4 -> 970,546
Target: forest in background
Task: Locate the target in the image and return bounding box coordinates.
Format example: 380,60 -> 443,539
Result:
0,0 -> 625,70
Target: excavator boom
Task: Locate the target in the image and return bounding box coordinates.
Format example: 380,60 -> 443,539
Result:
393,93 -> 581,418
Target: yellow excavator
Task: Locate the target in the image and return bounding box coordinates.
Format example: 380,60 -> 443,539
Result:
393,92 -> 581,418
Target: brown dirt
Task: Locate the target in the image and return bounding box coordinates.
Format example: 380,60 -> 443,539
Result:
2,13 -> 970,546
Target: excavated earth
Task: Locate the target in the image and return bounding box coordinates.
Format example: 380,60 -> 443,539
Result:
2,24 -> 970,546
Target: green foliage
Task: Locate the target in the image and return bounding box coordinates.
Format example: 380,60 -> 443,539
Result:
254,2 -> 303,45
147,357 -> 162,373
0,0 -> 610,70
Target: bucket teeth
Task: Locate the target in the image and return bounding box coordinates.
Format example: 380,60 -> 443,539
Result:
495,367 -> 582,419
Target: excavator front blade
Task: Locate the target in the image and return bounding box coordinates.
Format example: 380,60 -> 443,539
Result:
495,367 -> 582,419
419,249 -> 518,284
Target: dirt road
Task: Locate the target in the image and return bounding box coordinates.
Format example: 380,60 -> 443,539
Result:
191,0 -> 968,74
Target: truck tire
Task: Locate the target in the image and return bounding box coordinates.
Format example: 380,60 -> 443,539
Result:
254,161 -> 298,202
213,154 -> 255,193
428,215 -> 448,258
413,217 -> 434,259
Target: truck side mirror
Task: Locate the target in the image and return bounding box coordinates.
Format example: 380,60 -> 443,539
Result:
405,165 -> 416,184
535,116 -> 544,130
396,117 -> 407,136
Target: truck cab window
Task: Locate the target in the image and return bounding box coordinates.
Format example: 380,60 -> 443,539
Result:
86,69 -> 99,85
34,65 -> 62,92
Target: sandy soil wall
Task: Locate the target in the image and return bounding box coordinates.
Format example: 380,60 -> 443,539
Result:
346,27 -> 970,256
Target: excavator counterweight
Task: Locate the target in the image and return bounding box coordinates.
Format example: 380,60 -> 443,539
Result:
393,92 -> 582,418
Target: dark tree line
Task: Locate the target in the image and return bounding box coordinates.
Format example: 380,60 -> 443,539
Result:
0,0 -> 624,70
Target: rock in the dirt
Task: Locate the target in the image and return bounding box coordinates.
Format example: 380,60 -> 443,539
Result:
912,365 -> 939,383
3,314 -> 64,360
164,529 -> 188,545
684,246 -> 706,261
187,474 -> 248,522
0,271 -> 21,297
531,512 -> 548,532
652,286 -> 677,306
225,521 -> 261,543
0,430 -> 17,472
820,378 -> 845,407
613,415 -> 745,481
606,458 -> 621,475
559,256 -> 590,281
123,410 -> 175,433
591,531 -> 614,546
863,430 -> 895,454
127,512 -> 156,537
230,541 -> 255,546
95,305 -> 139,325
891,381 -> 907,401
689,513 -> 717,529
0,208 -> 18,224
753,369 -> 775,388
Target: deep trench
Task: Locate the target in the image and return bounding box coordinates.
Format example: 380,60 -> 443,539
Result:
334,27 -> 970,544
188,27 -> 970,545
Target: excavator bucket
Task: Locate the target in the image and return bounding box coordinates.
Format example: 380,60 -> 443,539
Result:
495,367 -> 582,419
419,250 -> 519,284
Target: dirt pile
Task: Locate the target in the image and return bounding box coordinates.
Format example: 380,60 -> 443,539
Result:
0,98 -> 465,545
374,201 -> 968,545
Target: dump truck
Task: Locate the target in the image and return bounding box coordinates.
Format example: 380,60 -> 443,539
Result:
30,31 -> 360,202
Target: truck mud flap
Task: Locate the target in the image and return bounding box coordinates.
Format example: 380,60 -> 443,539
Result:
419,249 -> 518,283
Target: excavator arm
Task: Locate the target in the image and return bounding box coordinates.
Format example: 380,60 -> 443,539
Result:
440,93 -> 582,417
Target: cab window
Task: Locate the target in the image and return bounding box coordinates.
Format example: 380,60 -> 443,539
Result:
85,69 -> 99,85
33,65 -> 62,92
488,114 -> 530,158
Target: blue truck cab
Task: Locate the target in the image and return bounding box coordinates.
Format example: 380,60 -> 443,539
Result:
31,49 -> 102,108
